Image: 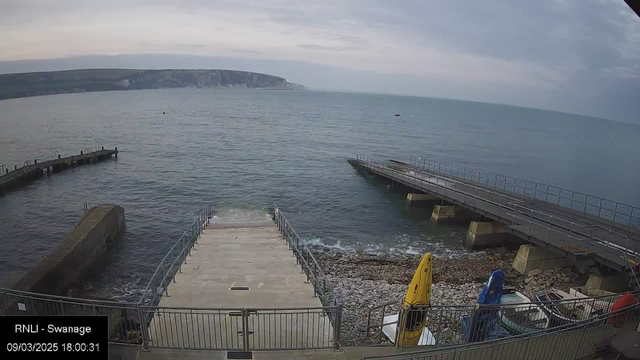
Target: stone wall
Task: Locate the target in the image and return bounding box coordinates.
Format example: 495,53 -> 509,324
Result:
13,205 -> 125,294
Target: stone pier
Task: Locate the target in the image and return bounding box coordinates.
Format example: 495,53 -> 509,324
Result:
512,244 -> 571,275
13,205 -> 125,294
430,205 -> 481,224
584,274 -> 628,293
406,193 -> 440,203
464,221 -> 527,250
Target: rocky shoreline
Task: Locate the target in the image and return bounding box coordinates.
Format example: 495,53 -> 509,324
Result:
315,248 -> 590,346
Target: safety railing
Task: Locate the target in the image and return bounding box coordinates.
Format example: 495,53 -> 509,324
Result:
353,156 -> 640,269
405,155 -> 640,228
363,301 -> 640,360
273,204 -> 339,308
0,288 -> 145,346
142,305 -> 341,351
0,288 -> 342,351
366,290 -> 630,349
1,204 -> 343,352
138,204 -> 213,307
0,147 -> 109,179
507,202 -> 640,269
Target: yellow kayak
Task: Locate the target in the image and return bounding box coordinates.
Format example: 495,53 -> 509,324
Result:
398,252 -> 432,346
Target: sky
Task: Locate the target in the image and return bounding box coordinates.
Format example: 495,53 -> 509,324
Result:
1,0 -> 639,124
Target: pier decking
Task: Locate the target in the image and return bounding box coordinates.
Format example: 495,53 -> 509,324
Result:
145,218 -> 334,351
0,147 -> 118,194
350,156 -> 640,272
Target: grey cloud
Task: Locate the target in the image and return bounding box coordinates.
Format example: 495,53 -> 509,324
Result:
176,44 -> 206,49
296,32 -> 369,52
297,44 -> 360,51
338,1 -> 638,73
0,1 -> 639,124
232,49 -> 263,55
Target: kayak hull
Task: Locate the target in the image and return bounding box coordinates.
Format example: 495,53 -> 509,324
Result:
498,291 -> 549,334
398,253 -> 433,346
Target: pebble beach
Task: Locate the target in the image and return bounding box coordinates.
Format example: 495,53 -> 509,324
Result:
315,248 -> 591,346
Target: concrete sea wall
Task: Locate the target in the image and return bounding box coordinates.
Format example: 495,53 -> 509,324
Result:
13,204 -> 125,295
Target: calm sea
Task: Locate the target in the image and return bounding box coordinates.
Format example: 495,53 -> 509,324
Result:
1,89 -> 639,300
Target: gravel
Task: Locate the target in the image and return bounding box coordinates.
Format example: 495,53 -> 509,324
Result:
315,248 -> 590,346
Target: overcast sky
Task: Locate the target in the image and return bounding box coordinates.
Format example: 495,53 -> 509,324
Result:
1,0 -> 639,124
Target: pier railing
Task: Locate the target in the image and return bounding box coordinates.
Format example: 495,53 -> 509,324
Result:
507,202 -> 640,269
272,204 -> 339,308
365,289 -> 634,349
138,204 -> 213,307
364,301 -> 640,360
354,156 -> 640,270
405,155 -> 640,228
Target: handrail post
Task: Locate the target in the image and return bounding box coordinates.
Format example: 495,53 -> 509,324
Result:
242,309 -> 250,352
333,305 -> 342,351
184,232 -> 189,263
164,262 -> 170,297
137,304 -> 150,351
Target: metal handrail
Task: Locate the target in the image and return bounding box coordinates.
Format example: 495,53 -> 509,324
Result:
364,301 -> 640,359
272,204 -> 338,308
508,203 -> 634,244
366,288 -> 635,331
508,202 -> 640,287
1,286 -> 342,351
1,147 -> 113,179
357,156 -> 526,208
405,155 -> 640,228
138,204 -> 213,306
355,156 -> 640,269
507,202 -> 640,270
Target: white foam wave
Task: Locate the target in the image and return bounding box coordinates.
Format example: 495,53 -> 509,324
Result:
303,233 -> 480,258
210,208 -> 271,224
304,238 -> 353,253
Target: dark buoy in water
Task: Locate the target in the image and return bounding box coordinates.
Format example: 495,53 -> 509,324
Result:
395,114 -> 400,116
163,111 -> 166,114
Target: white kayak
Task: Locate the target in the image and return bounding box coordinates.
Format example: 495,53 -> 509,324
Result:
381,313 -> 436,346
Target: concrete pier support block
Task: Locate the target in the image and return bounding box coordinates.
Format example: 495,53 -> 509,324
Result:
431,205 -> 482,224
512,244 -> 571,275
406,193 -> 439,203
584,274 -> 628,293
431,205 -> 457,223
464,221 -> 526,250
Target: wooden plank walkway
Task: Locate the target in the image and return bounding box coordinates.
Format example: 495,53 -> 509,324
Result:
0,147 -> 117,193
350,157 -> 640,271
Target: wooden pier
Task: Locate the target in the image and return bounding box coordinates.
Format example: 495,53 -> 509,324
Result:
0,147 -> 118,194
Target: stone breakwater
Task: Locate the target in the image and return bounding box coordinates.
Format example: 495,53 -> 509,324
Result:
315,249 -> 590,346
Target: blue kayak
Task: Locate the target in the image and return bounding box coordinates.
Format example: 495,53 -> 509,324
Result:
465,270 -> 506,343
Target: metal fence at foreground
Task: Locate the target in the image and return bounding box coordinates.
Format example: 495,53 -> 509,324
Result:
142,305 -> 340,350
366,290 -> 636,349
354,156 -> 640,270
0,204 -> 342,351
405,155 -> 640,229
0,288 -> 341,351
363,302 -> 640,360
0,288 -> 145,345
